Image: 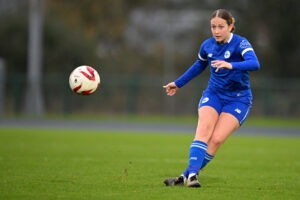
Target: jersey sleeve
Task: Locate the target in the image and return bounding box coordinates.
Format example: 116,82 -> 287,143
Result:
174,44 -> 208,88
231,39 -> 260,71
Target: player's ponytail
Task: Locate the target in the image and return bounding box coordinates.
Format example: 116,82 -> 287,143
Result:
231,17 -> 235,32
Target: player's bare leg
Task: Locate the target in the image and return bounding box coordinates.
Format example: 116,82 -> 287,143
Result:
206,112 -> 240,156
194,106 -> 219,142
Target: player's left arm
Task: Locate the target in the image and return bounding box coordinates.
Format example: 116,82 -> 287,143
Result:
230,39 -> 260,71
231,50 -> 260,71
212,39 -> 260,72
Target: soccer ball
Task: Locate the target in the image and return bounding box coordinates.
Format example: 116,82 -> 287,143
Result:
69,65 -> 100,95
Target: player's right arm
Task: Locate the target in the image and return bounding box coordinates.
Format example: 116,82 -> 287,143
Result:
163,82 -> 178,96
163,57 -> 207,96
163,42 -> 208,96
174,42 -> 209,89
175,59 -> 207,88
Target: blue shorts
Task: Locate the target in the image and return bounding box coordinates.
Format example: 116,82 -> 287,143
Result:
198,90 -> 252,125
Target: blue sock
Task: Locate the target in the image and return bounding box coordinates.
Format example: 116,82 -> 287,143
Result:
183,140 -> 207,176
200,153 -> 215,169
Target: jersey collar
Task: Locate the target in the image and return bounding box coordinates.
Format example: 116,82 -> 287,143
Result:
226,33 -> 233,43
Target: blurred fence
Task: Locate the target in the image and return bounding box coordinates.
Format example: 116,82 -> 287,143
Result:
3,73 -> 300,118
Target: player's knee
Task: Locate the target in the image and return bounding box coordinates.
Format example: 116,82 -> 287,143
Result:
195,123 -> 215,141
209,136 -> 225,147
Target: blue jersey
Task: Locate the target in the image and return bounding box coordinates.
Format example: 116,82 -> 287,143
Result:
175,33 -> 260,102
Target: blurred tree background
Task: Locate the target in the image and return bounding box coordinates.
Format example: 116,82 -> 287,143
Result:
0,0 -> 299,117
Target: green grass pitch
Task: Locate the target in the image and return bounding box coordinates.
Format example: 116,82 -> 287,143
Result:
0,128 -> 299,200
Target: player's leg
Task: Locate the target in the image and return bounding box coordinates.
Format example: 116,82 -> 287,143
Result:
206,112 -> 239,155
200,152 -> 215,170
205,101 -> 251,160
184,105 -> 220,187
183,89 -> 224,187
197,113 -> 239,172
164,90 -> 221,187
194,106 -> 219,142
164,106 -> 219,187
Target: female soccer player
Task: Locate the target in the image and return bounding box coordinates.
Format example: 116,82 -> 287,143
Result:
163,9 -> 260,187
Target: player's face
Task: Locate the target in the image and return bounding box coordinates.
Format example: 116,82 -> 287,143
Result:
210,17 -> 233,44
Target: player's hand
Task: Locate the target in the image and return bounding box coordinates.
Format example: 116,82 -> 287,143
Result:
211,60 -> 232,72
163,82 -> 179,96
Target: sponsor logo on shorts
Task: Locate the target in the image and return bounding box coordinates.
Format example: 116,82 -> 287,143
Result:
235,108 -> 242,114
201,97 -> 209,103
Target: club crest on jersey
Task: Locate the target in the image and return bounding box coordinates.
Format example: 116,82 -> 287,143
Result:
224,50 -> 231,59
208,53 -> 213,58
